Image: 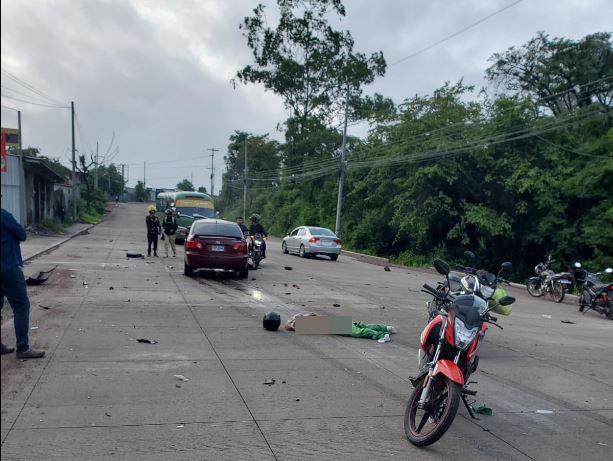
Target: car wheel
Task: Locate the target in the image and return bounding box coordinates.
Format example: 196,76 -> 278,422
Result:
330,254 -> 338,261
299,245 -> 306,258
282,241 -> 289,254
239,267 -> 249,279
184,262 -> 194,277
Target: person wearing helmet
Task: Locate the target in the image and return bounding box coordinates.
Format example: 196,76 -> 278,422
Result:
249,213 -> 268,258
162,208 -> 178,257
145,205 -> 162,257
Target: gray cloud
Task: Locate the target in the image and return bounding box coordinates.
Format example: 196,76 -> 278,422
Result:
2,0 -> 611,191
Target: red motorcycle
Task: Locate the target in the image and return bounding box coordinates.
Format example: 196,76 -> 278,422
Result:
404,259 -> 515,446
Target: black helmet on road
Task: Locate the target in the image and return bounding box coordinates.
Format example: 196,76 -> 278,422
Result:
263,311 -> 281,331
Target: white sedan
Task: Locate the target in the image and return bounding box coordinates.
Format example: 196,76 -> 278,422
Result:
282,226 -> 342,261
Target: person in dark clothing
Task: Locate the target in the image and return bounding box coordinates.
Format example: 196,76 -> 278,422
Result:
236,216 -> 248,235
146,205 -> 162,256
250,214 -> 268,258
162,208 -> 178,257
1,208 -> 45,358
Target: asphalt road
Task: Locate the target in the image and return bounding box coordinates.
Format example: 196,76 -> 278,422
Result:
1,203 -> 611,460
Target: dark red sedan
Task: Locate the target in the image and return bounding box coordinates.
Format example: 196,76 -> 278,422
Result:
183,219 -> 249,278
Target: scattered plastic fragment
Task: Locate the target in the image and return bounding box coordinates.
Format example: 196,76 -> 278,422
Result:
471,404 -> 493,416
561,320 -> 575,324
70,275 -> 76,278
109,286 -> 114,290
333,303 -> 341,307
384,265 -> 391,272
542,314 -> 552,319
39,305 -> 51,310
284,266 -> 293,271
126,252 -> 144,258
263,378 -> 276,386
535,409 -> 553,414
31,326 -> 39,330
176,425 -> 184,428
83,281 -> 88,286
174,374 -> 189,382
136,338 -> 158,344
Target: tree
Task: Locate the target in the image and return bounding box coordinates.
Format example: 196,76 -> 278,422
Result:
98,164 -> 125,197
176,179 -> 195,191
197,186 -> 208,194
135,181 -> 147,202
486,32 -> 613,115
236,0 -> 386,167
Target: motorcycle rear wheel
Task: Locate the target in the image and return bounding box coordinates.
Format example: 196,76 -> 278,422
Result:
404,376 -> 461,447
526,280 -> 543,297
551,282 -> 565,303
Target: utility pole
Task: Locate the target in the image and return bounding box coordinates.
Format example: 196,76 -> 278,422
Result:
17,110 -> 27,225
71,101 -> 76,221
207,148 -> 218,196
334,86 -> 349,238
243,138 -> 248,220
121,163 -> 125,200
143,161 -> 146,188
94,141 -> 99,189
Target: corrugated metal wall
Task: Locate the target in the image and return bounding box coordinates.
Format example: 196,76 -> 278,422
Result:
0,154 -> 23,224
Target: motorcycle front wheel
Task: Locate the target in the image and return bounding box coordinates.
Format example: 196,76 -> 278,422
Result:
404,376 -> 461,447
526,280 -> 543,297
551,282 -> 565,303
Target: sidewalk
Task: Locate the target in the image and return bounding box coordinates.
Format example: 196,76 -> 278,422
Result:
21,222 -> 93,262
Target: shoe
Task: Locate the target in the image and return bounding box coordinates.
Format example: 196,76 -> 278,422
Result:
173,254 -> 176,257
148,252 -> 151,257
387,326 -> 398,334
16,348 -> 45,359
377,333 -> 391,344
1,343 -> 15,355
154,252 -> 158,257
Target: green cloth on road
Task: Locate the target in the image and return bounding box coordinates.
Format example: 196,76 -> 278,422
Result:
347,322 -> 388,340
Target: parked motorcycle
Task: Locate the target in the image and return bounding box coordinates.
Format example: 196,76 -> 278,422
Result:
247,232 -> 264,270
405,259 -> 515,446
525,256 -> 573,302
572,262 -> 613,319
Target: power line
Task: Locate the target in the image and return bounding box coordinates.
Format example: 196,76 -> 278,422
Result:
0,69 -> 65,105
0,93 -> 69,109
389,0 -> 524,66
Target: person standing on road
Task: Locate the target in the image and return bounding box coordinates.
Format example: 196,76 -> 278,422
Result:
236,216 -> 248,234
145,205 -> 162,257
0,207 -> 45,359
162,208 -> 178,257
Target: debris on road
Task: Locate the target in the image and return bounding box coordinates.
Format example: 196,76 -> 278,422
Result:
285,292 -> 292,295
136,338 -> 158,344
472,404 -> 493,416
295,398 -> 300,402
263,378 -> 276,386
384,265 -> 391,272
70,274 -> 76,278
542,314 -> 552,319
109,286 -> 114,290
174,374 -> 189,382
535,409 -> 554,414
561,320 -> 576,324
126,252 -> 144,258
26,266 -> 57,286
333,303 -> 341,307
30,326 -> 39,330
105,412 -> 111,417
82,281 -> 88,286
39,305 -> 51,310
175,384 -> 182,388
292,284 -> 301,289
284,266 -> 293,271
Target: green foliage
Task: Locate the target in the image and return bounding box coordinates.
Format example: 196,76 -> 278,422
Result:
197,186 -> 207,194
37,218 -> 69,233
135,181 -> 147,202
176,179 -> 195,191
97,164 -> 125,196
225,8 -> 613,281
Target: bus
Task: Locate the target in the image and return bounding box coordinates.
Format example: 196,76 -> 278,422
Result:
156,191 -> 215,243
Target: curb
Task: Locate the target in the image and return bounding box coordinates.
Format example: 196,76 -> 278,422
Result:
23,225 -> 95,263
341,249 -> 390,266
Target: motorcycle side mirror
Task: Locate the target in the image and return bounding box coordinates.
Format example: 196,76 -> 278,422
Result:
574,262 -> 582,268
605,268 -> 613,274
464,250 -> 476,261
501,262 -> 512,270
434,258 -> 450,276
498,296 -> 515,306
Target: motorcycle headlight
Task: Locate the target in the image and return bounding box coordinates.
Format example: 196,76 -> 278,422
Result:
454,318 -> 479,351
479,285 -> 495,299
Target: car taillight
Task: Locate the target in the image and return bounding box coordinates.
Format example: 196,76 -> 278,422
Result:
232,241 -> 248,253
334,239 -> 342,245
308,237 -> 320,243
185,238 -> 202,250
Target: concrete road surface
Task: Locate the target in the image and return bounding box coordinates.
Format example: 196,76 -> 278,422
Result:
1,203 -> 611,460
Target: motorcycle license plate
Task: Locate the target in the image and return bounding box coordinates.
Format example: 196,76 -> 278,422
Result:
211,245 -> 225,252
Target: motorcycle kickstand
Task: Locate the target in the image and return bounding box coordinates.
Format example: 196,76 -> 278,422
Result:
461,394 -> 479,420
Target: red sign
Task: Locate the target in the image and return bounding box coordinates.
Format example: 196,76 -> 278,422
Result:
0,133 -> 7,172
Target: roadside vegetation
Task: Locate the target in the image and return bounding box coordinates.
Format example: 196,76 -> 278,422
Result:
218,0 -> 612,280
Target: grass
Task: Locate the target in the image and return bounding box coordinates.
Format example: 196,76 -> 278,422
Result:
36,218 -> 70,233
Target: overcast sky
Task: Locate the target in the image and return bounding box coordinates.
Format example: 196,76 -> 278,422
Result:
2,0 -> 611,191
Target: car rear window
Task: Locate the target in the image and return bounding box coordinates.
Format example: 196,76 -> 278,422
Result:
192,222 -> 243,238
308,227 -> 335,236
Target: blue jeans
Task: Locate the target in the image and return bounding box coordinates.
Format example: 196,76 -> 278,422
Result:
0,266 -> 30,352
